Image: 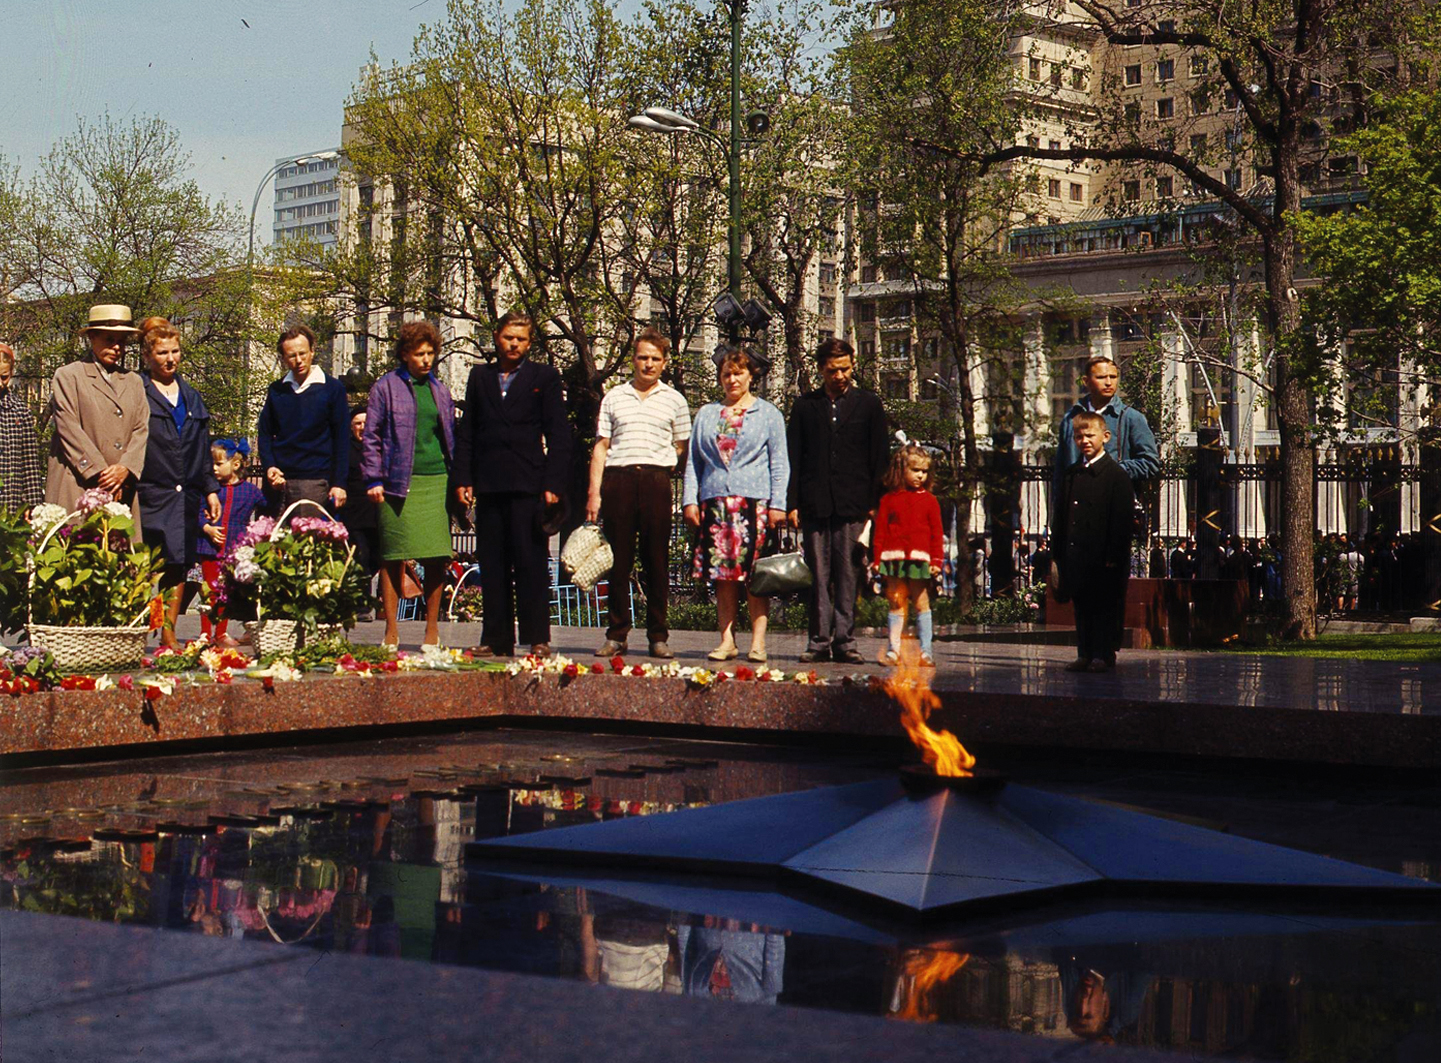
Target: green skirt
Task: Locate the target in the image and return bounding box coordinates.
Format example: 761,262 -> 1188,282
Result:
876,559 -> 932,580
378,474 -> 452,561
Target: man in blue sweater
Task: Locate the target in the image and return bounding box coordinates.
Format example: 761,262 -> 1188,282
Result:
256,325 -> 350,515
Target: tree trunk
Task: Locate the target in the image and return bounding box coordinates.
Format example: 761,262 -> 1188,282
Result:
1264,226 -> 1316,639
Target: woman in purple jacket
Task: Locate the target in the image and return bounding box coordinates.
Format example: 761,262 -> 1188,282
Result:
360,321 -> 457,649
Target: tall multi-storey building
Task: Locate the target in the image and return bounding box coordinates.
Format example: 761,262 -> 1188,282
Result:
273,151 -> 343,249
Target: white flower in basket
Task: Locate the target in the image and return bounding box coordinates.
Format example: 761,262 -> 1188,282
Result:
28,504 -> 68,534
560,522 -> 613,592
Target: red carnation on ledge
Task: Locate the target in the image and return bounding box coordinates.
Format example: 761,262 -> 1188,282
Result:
735,666 -> 755,681
610,655 -> 625,674
590,663 -> 605,674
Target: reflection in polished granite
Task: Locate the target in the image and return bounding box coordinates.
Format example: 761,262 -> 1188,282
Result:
4,730 -> 1440,1059
131,617 -> 1441,716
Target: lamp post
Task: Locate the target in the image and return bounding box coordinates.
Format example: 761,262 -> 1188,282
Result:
628,1 -> 766,340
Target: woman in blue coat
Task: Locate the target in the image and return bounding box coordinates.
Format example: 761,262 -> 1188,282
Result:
137,318 -> 220,649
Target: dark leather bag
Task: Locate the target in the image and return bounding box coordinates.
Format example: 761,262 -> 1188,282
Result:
748,528 -> 814,598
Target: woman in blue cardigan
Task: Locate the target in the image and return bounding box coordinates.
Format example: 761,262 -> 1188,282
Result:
682,348 -> 789,664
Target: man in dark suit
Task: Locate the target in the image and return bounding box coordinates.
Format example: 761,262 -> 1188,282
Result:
786,338 -> 888,664
453,312 -> 572,657
1055,411 -> 1135,673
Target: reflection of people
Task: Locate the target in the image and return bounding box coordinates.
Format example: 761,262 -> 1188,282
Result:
1059,961 -> 1154,1043
362,321 -> 457,650
682,348 -> 789,665
586,328 -> 692,660
0,341 -> 44,512
786,337 -> 888,665
872,443 -> 943,667
137,318 -> 221,649
676,922 -> 785,1004
45,303 -> 150,533
1055,412 -> 1135,673
452,311 -> 572,658
256,324 -> 350,515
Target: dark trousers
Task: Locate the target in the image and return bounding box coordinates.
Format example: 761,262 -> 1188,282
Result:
1073,569 -> 1128,663
801,516 -> 866,654
476,492 -> 550,649
601,465 -> 672,643
270,478 -> 332,519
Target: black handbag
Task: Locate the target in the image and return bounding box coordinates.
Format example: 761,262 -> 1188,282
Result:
748,527 -> 813,598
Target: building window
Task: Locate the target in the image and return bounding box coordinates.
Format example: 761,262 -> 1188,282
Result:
1157,59 -> 1174,82
1048,178 -> 1061,198
1189,133 -> 1208,155
1224,87 -> 1238,108
860,340 -> 876,360
860,264 -> 877,283
1156,97 -> 1174,119
1299,162 -> 1321,185
858,301 -> 876,322
1156,176 -> 1174,198
1190,89 -> 1211,115
1069,181 -> 1083,202
1224,168 -> 1242,189
1225,129 -> 1243,152
1026,134 -> 1040,149
1158,20 -> 1176,32
1124,64 -> 1142,86
1050,63 -> 1063,88
1123,180 -> 1141,201
883,375 -> 908,400
1029,57 -> 1042,81
818,296 -> 835,319
920,377 -> 939,401
1189,55 -> 1209,76
1048,139 -> 1062,151
1124,103 -> 1141,126
1071,68 -> 1088,90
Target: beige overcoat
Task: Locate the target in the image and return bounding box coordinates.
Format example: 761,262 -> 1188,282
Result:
45,357 -> 149,538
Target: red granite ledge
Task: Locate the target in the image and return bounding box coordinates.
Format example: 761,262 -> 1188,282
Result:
3,671 -> 1440,768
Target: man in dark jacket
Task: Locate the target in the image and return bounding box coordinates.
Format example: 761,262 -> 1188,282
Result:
453,311 -> 572,657
256,325 -> 350,514
1055,411 -> 1135,673
786,338 -> 888,664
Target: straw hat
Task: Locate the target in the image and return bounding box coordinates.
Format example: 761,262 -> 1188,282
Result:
79,304 -> 141,335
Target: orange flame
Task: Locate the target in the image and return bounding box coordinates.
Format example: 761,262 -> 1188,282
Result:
890,948 -> 970,1022
884,643 -> 976,777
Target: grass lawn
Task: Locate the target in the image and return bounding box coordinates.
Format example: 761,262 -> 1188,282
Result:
1220,631 -> 1441,662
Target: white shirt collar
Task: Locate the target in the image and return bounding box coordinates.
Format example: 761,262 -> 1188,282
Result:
1084,449 -> 1110,468
626,378 -> 671,399
283,366 -> 327,393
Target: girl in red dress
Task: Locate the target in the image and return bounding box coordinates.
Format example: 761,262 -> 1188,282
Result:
872,444 -> 944,666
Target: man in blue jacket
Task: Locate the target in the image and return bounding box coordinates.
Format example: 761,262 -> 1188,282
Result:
256,325 -> 350,515
453,311 -> 572,657
1052,355 -> 1160,510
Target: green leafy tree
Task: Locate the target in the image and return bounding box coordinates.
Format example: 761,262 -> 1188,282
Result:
843,0 -> 1043,609
928,0 -> 1434,639
335,0 -> 638,386
6,115 -> 256,433
1294,90 -> 1441,441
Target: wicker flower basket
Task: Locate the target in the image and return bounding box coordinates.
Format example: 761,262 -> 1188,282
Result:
245,619 -> 342,658
560,522 -> 613,592
245,500 -> 354,657
27,508 -> 153,672
27,622 -> 149,673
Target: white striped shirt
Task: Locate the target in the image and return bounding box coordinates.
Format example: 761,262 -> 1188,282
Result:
598,380 -> 691,468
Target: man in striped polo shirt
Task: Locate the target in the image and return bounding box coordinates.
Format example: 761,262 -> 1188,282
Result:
585,328 -> 692,659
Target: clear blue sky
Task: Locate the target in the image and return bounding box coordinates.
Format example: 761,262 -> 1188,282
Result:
0,1 -> 445,241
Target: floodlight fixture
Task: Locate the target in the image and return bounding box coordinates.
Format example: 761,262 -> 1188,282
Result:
643,106 -> 700,131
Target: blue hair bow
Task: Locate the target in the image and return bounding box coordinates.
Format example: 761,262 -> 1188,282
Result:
215,438 -> 251,458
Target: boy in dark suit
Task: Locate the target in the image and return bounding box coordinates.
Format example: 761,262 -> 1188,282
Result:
1055,411 -> 1135,673
453,311 -> 572,657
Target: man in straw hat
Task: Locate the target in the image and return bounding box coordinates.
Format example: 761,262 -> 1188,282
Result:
44,304 -> 150,535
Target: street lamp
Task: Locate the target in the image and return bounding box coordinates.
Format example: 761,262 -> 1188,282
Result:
627,1 -> 766,339
248,151 -> 340,268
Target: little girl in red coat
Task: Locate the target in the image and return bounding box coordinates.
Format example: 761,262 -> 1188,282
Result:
872,444 -> 944,666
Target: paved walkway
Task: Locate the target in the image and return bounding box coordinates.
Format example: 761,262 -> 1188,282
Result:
161,618 -> 1441,716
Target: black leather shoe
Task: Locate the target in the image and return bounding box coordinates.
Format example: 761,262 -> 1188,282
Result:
474,645 -> 513,658
798,649 -> 826,664
835,648 -> 865,665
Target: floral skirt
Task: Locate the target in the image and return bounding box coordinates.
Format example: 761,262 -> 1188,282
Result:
692,496 -> 770,584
